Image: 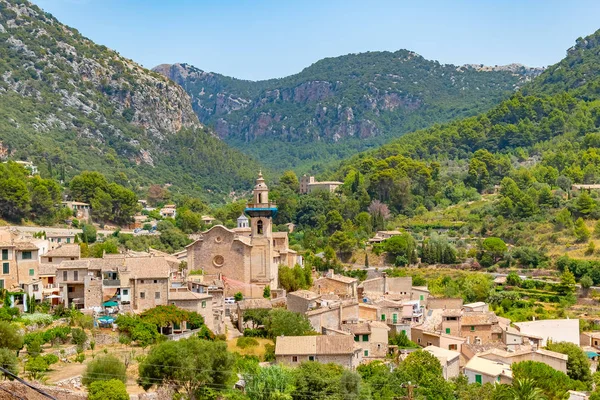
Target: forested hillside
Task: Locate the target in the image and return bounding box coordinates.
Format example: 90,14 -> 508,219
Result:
0,0 -> 260,201
155,54 -> 542,172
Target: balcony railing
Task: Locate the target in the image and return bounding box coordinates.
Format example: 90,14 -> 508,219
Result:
103,279 -> 121,287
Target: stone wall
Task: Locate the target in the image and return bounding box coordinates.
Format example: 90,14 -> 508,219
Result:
133,278 -> 168,311
428,298 -> 463,310
84,277 -> 102,309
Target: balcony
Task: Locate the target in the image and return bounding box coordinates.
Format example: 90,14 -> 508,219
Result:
103,279 -> 121,287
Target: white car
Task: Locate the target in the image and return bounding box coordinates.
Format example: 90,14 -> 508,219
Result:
224,297 -> 236,305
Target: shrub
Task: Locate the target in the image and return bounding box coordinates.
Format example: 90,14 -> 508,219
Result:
264,343 -> 275,362
71,328 -> 88,346
236,337 -> 259,349
25,356 -> 50,380
0,321 -> 24,350
0,348 -> 18,379
88,379 -> 129,400
83,354 -> 127,386
243,328 -> 268,338
21,313 -> 53,326
43,354 -> 59,365
75,353 -> 85,363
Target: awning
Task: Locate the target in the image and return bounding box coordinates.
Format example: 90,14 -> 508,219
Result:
586,351 -> 598,359
103,301 -> 118,307
103,288 -> 118,302
44,294 -> 61,299
98,316 -> 115,323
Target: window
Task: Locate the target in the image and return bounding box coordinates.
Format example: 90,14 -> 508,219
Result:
381,314 -> 386,322
308,356 -> 314,361
63,271 -> 68,281
154,280 -> 158,284
257,220 -> 263,235
470,326 -> 475,331
29,269 -> 34,276
401,329 -> 406,335
417,338 -> 421,343
122,289 -> 128,296
155,292 -> 161,299
445,328 -> 451,334
1,249 -> 7,260
202,301 -> 206,308
33,284 -> 39,292
67,238 -> 71,243
2,263 -> 8,274
426,341 -> 432,346
140,292 -> 145,299
475,374 -> 482,384
354,335 -> 359,342
362,334 -> 368,342
449,344 -> 457,350
140,280 -> 145,284
68,287 -> 74,293
48,257 -> 52,262
292,356 -> 298,363
57,238 -> 61,243
0,280 -> 4,289
420,295 -> 424,300
364,350 -> 369,357
73,271 -> 78,281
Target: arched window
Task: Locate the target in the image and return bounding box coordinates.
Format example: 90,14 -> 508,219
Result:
258,193 -> 263,203
257,220 -> 263,235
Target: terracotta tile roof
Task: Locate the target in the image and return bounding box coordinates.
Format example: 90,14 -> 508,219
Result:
374,299 -> 403,309
343,322 -> 371,335
442,309 -> 463,317
125,256 -> 171,279
275,335 -> 357,356
237,298 -> 273,311
0,242 -> 15,247
168,290 -> 211,301
56,260 -> 90,270
288,290 -> 320,300
324,275 -> 357,284
14,242 -> 38,251
38,263 -> 58,276
43,244 -> 80,258
461,312 -> 498,326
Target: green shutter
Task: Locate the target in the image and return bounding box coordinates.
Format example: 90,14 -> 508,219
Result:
475,374 -> 482,384
445,328 -> 450,334
2,263 -> 8,274
381,314 -> 386,321
0,280 -> 3,289
364,350 -> 368,357
354,335 -> 359,342
362,334 -> 369,342
29,269 -> 34,276
420,295 -> 424,300
471,326 -> 475,331
1,249 -> 7,260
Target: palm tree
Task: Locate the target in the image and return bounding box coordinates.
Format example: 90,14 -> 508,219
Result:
493,378 -> 546,400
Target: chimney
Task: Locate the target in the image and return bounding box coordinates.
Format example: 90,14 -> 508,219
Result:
338,303 -> 343,330
382,272 -> 388,294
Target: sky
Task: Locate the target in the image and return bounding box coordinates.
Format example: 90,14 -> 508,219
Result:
34,0 -> 600,81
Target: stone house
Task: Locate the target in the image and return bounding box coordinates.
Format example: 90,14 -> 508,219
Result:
40,244 -> 80,264
411,326 -> 466,352
427,298 -> 463,310
477,347 -> 567,374
236,298 -> 273,331
464,356 -> 512,385
581,332 -> 600,350
312,271 -> 358,299
46,233 -> 77,250
299,175 -> 343,194
61,201 -> 90,221
307,302 -> 359,332
460,312 -> 501,344
503,326 -> 543,350
275,335 -> 362,369
360,274 -> 412,298
168,287 -> 214,332
463,302 -> 489,312
424,345 -> 461,380
287,290 -> 320,314
0,240 -> 17,291
342,321 -> 390,359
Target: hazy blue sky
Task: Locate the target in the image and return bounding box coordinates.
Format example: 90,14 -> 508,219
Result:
34,0 -> 600,81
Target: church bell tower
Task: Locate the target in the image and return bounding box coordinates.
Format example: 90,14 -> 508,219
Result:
244,172 -> 279,295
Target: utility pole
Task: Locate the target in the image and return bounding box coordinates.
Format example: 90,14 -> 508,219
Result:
394,382 -> 418,400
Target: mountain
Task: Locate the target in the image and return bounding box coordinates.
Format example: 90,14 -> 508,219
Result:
154,54 -> 542,172
0,0 -> 261,201
325,28 -> 600,215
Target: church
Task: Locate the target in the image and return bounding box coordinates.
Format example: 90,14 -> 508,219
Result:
186,173 -> 298,298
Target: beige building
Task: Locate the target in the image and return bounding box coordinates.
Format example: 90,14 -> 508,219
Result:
460,312 -> 502,344
47,233 -> 77,250
477,347 -> 567,374
275,335 -> 362,369
312,271 -> 358,298
41,244 -> 80,264
187,173 -> 297,298
464,356 -> 512,385
342,321 -> 390,359
62,201 -> 90,220
307,302 -> 359,332
411,326 -> 466,351
299,175 -> 343,195
287,290 -> 321,314
424,346 -> 461,380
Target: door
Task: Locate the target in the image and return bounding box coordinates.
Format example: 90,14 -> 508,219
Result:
475,374 -> 482,384
381,314 -> 386,322
392,314 -> 398,324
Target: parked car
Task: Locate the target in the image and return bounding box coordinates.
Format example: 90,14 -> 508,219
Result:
224,297 -> 235,305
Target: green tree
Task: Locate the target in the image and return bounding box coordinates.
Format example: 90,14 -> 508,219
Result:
493,378 -> 547,400
512,360 -> 586,400
555,208 -> 574,230
81,224 -> 97,244
88,380 -> 129,400
69,171 -> 109,203
138,338 -> 234,399
574,191 -> 596,216
394,350 -> 453,399
175,209 -> 202,233
292,362 -> 344,400
82,354 -> 127,386
574,217 -> 591,242
0,177 -> 30,221
581,275 -> 594,290
0,348 -> 19,379
546,342 -> 592,387
234,292 -> 244,302
0,321 -> 23,350
383,233 -> 417,264
280,171 -> 300,193
506,272 -> 522,287
265,309 -> 313,338
263,285 -> 271,299
480,237 -> 507,264
557,270 -> 577,297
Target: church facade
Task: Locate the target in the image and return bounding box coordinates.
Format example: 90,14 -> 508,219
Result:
186,173 -> 297,298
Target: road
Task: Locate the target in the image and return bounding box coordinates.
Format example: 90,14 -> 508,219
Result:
9,225 -> 135,236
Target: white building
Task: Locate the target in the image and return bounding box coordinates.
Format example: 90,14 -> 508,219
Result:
514,319 -> 580,346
